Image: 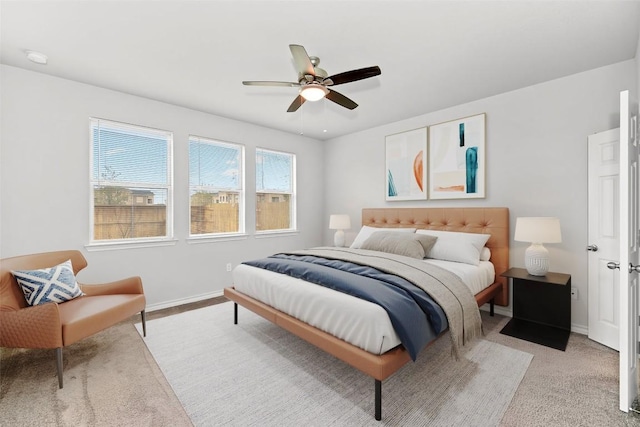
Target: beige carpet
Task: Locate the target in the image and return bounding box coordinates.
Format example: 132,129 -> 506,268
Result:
0,320 -> 192,427
135,302 -> 532,426
3,301 -> 639,426
483,314 -> 640,427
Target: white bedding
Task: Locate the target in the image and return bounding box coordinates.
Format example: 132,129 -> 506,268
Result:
423,259 -> 495,295
232,258 -> 495,355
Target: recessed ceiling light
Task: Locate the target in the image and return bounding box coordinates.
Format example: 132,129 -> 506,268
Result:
25,50 -> 48,65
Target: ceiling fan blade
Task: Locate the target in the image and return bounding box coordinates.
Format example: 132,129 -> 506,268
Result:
287,95 -> 306,112
326,66 -> 381,86
243,81 -> 300,87
326,89 -> 358,110
289,44 -> 315,77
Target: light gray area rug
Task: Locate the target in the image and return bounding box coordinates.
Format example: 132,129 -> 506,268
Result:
136,302 -> 533,426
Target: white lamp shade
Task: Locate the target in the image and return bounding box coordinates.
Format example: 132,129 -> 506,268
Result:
514,217 -> 562,244
300,84 -> 328,102
329,214 -> 351,230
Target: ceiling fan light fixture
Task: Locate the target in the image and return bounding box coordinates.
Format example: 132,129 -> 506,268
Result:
300,84 -> 328,102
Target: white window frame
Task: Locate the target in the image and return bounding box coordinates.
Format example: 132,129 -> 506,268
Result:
88,118 -> 174,249
188,135 -> 246,240
255,147 -> 297,234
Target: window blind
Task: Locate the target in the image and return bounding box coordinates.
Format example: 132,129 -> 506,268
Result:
90,118 -> 172,241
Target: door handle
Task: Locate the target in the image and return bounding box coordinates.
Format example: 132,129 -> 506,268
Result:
606,262 -> 640,273
587,244 -> 599,252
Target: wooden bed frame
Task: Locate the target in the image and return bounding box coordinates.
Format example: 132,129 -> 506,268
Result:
224,207 -> 509,421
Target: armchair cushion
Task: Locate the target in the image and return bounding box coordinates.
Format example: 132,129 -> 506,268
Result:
11,260 -> 84,306
58,294 -> 146,345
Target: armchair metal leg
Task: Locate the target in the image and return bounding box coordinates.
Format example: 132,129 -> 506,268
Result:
141,310 -> 147,337
56,348 -> 63,389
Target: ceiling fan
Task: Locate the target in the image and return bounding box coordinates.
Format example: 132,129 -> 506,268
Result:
242,44 -> 381,112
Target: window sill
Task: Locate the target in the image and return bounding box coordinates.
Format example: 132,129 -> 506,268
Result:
85,238 -> 179,252
254,230 -> 299,239
187,234 -> 249,244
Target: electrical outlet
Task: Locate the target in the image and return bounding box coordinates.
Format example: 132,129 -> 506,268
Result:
226,263 -> 232,272
571,287 -> 578,300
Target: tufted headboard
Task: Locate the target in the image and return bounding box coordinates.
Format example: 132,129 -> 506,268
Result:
362,207 -> 509,306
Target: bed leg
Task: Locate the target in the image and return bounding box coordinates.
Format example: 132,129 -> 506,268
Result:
375,379 -> 382,421
490,298 -> 495,317
234,302 -> 238,325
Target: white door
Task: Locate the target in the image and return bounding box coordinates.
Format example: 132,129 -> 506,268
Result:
616,90 -> 639,412
588,129 -> 621,350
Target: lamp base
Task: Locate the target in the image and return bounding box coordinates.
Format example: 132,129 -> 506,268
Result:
525,243 -> 550,276
334,230 -> 345,247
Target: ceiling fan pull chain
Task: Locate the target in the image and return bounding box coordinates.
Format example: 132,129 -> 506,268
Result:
323,98 -> 328,134
299,105 -> 304,135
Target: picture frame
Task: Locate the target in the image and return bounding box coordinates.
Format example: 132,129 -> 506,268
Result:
385,127 -> 428,201
428,113 -> 486,199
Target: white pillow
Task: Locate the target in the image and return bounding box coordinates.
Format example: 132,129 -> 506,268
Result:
415,229 -> 491,265
480,247 -> 491,261
350,225 -> 416,249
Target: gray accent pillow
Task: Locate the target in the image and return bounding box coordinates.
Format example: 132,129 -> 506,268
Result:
360,231 -> 438,259
350,226 -> 416,249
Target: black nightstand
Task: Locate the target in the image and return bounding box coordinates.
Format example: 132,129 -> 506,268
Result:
499,267 -> 571,351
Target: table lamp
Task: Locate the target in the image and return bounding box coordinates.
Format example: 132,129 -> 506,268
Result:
514,217 -> 562,276
329,214 -> 351,247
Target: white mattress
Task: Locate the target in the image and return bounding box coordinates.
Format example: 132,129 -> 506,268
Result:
232,259 -> 495,355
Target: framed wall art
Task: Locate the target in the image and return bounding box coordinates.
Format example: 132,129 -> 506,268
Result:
428,113 -> 485,199
385,127 -> 427,201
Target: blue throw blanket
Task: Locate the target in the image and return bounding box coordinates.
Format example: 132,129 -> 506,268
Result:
243,254 -> 448,360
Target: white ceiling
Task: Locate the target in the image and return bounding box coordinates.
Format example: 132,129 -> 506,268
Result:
2,1 -> 639,140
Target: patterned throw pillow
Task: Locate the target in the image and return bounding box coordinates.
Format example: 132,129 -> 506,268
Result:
11,259 -> 84,306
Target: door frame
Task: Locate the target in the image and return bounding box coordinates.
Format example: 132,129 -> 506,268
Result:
618,89 -> 638,412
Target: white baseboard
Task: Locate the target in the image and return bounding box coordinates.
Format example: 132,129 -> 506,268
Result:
492,306 -> 512,317
570,323 -> 588,336
479,303 -> 512,318
146,290 -> 224,312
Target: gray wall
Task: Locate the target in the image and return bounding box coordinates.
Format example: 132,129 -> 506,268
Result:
0,65 -> 325,309
322,59 -> 637,331
1,58 -> 637,330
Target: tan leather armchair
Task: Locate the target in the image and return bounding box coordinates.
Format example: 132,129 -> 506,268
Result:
0,250 -> 146,388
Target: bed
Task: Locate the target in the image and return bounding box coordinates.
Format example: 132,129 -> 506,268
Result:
224,207 -> 509,420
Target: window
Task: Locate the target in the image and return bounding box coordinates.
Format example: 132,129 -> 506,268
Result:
189,136 -> 244,236
90,118 -> 173,242
256,148 -> 296,232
